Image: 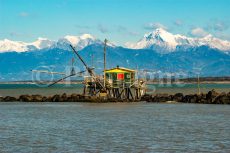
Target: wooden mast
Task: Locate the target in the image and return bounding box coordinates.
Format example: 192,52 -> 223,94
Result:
104,39 -> 107,88
197,73 -> 201,95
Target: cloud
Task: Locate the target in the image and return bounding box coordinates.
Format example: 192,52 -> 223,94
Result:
117,25 -> 138,36
8,32 -> 32,38
207,21 -> 229,32
97,24 -> 108,33
117,25 -> 127,32
9,32 -> 22,37
190,27 -> 209,37
19,12 -> 29,17
128,31 -> 139,36
215,32 -> 230,41
174,20 -> 183,26
203,19 -> 230,40
144,22 -> 168,30
75,25 -> 90,29
205,19 -> 229,32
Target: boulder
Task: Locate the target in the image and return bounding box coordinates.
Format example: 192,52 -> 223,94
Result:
213,93 -> 230,104
227,92 -> 230,100
19,95 -> 33,102
91,97 -> 103,102
84,96 -> 94,102
183,94 -> 198,103
190,95 -> 198,103
152,94 -> 172,102
32,95 -> 43,102
141,94 -> 152,102
42,96 -> 48,102
173,93 -> 184,102
61,93 -> 68,102
0,97 -> 3,102
51,94 -> 61,102
69,94 -> 80,102
3,96 -> 17,102
197,93 -> 207,103
206,89 -> 219,103
107,98 -> 119,102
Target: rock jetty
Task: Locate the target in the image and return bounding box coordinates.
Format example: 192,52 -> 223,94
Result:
0,89 -> 229,104
141,89 -> 230,104
0,93 -> 137,103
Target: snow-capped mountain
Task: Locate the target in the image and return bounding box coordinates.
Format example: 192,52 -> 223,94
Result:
0,38 -> 56,52
54,34 -> 102,51
0,39 -> 28,52
0,34 -> 102,52
1,30 -> 230,81
2,29 -> 230,53
29,37 -> 55,50
126,28 -> 230,53
0,44 -> 230,81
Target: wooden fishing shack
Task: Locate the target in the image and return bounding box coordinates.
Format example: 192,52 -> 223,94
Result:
105,66 -> 135,88
104,66 -> 146,100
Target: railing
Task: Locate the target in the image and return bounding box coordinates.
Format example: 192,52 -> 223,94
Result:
108,80 -> 135,88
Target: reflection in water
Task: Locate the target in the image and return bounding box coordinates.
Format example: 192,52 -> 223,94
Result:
0,103 -> 230,152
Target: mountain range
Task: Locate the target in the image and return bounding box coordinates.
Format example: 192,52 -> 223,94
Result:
0,28 -> 230,81
126,28 -> 230,53
1,28 -> 230,53
0,34 -> 102,52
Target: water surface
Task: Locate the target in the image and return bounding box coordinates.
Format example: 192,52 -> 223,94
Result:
0,83 -> 229,97
0,103 -> 229,152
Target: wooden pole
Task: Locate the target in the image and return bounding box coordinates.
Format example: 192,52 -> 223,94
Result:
91,53 -> 94,68
197,73 -> 201,95
104,39 -> 107,88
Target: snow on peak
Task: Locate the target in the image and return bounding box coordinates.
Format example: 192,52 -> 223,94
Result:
80,34 -> 95,40
127,28 -> 178,52
201,35 -> 230,51
38,37 -> 48,40
126,28 -> 230,52
0,34 -> 101,52
63,35 -> 81,45
0,39 -> 28,52
63,34 -> 95,45
56,34 -> 101,50
203,34 -> 213,39
30,37 -> 55,50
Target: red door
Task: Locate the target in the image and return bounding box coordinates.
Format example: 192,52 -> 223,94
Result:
117,73 -> 124,80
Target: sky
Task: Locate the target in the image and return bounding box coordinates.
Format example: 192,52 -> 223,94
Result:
0,0 -> 230,45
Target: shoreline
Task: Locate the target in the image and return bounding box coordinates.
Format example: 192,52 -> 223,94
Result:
1,78 -> 230,85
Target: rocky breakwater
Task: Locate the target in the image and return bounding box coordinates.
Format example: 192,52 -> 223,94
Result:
0,89 -> 229,103
0,93 -> 139,103
141,89 -> 230,104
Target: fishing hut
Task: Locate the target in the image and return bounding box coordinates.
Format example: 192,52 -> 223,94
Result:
82,65 -> 146,100
104,66 -> 145,100
32,39 -> 146,101
105,66 -> 135,87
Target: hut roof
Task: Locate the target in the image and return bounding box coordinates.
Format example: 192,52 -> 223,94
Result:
105,67 -> 135,73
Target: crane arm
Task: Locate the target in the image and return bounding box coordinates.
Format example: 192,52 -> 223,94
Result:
69,44 -> 92,74
69,44 -> 105,90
